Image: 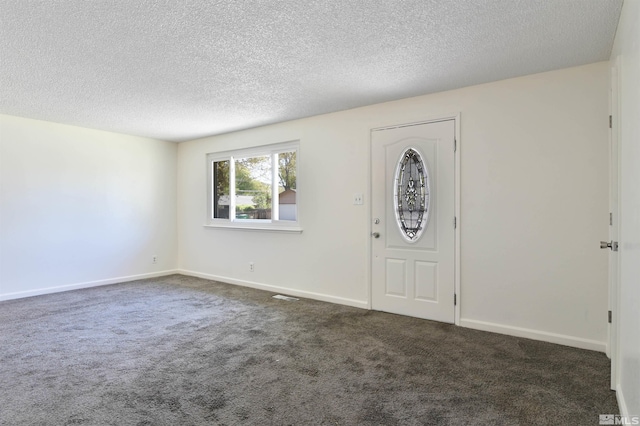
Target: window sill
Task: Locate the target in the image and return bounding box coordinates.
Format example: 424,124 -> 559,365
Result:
204,223 -> 303,233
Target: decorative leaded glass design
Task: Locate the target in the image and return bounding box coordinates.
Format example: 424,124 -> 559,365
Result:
394,148 -> 430,242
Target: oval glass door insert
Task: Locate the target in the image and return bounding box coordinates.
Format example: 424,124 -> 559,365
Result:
394,147 -> 430,242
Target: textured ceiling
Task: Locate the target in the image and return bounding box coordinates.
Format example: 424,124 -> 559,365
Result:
0,0 -> 623,142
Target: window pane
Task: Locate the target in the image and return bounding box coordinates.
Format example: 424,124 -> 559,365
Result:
277,151 -> 297,221
235,156 -> 271,220
213,160 -> 229,219
394,148 -> 429,241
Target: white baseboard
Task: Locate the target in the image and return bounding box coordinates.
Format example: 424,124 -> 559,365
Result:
0,270 -> 180,302
459,318 -> 607,353
178,269 -> 369,310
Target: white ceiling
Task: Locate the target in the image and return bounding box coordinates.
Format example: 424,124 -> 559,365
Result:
0,1 -> 623,142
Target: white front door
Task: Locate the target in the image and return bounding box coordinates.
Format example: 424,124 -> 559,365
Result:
371,119 -> 456,323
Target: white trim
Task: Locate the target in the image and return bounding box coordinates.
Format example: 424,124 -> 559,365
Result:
206,139 -> 300,159
204,223 -> 303,233
616,384 -> 629,418
371,113 -> 460,133
609,57 -> 622,391
365,122 -> 373,310
454,113 -> 461,326
460,318 -> 607,353
178,269 -> 369,310
0,270 -> 180,302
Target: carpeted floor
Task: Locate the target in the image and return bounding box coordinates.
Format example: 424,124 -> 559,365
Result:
0,275 -> 618,425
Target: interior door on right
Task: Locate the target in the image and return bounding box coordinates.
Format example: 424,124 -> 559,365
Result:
608,63 -> 620,390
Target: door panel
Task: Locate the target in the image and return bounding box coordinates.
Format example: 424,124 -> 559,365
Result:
371,120 -> 455,323
385,259 -> 407,297
415,261 -> 437,301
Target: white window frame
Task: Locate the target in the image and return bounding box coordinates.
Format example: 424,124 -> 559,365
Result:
205,140 -> 302,233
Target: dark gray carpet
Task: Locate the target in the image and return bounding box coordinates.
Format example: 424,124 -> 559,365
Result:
0,275 -> 617,425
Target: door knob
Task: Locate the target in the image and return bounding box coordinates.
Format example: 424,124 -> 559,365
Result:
372,232 -> 380,238
600,241 -> 619,251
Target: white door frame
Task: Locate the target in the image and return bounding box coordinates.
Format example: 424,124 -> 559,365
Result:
608,60 -> 621,391
368,113 -> 461,325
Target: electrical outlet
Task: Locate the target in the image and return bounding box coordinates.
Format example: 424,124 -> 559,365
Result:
152,255 -> 158,264
249,262 -> 254,272
354,193 -> 364,205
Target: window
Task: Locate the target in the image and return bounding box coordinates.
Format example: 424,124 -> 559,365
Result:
394,147 -> 430,242
207,141 -> 299,231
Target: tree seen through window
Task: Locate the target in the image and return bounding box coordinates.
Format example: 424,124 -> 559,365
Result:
212,149 -> 297,221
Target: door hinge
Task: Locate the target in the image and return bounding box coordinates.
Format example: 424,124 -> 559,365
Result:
454,217 -> 457,229
454,138 -> 457,152
608,310 -> 612,323
610,212 -> 613,226
609,115 -> 613,129
454,294 -> 457,306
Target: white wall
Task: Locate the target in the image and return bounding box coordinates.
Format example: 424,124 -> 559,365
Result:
611,0 -> 640,418
0,115 -> 178,299
178,62 -> 610,351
